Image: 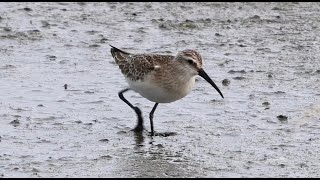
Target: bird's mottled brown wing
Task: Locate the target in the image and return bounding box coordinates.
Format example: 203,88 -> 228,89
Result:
110,46 -> 174,81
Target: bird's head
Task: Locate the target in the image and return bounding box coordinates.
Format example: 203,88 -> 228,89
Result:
175,49 -> 224,99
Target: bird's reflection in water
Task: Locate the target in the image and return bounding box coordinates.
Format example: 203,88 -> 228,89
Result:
133,131 -> 144,146
133,130 -> 178,148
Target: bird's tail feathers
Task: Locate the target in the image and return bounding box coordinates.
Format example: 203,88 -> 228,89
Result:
110,45 -> 131,64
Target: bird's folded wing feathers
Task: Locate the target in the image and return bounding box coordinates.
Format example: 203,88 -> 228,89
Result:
110,46 -> 174,81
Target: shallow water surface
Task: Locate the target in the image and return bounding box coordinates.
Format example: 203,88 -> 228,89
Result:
0,2 -> 320,178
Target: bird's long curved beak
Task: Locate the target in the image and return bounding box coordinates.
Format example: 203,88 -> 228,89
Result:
198,68 -> 224,99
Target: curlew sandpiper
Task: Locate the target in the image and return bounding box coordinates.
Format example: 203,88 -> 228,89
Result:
110,45 -> 224,136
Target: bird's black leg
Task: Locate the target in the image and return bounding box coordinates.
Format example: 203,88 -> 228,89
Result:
149,103 -> 159,136
118,88 -> 143,132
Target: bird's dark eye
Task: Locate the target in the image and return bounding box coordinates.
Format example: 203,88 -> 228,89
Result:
187,60 -> 194,64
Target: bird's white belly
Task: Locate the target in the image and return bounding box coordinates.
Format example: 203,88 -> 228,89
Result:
126,76 -> 195,103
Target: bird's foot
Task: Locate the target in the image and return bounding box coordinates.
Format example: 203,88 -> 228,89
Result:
131,125 -> 144,133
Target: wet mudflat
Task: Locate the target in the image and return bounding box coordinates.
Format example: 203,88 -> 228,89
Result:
0,2 -> 320,178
